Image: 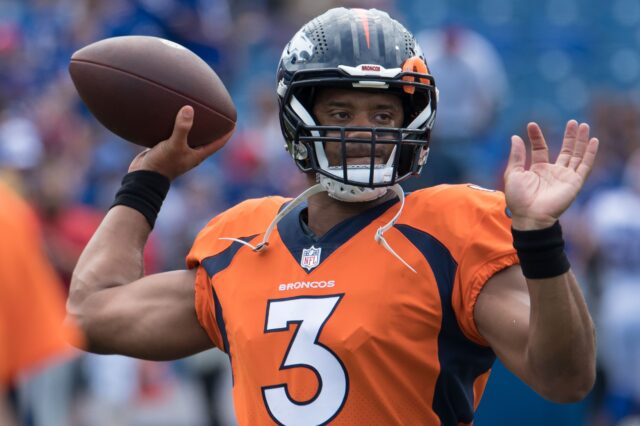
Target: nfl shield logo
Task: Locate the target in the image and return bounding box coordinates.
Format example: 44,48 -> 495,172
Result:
300,246 -> 322,271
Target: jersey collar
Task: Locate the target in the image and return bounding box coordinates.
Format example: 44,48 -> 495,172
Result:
277,196 -> 399,273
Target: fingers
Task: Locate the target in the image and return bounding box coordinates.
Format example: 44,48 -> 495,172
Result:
505,135 -> 526,178
167,106 -> 194,148
526,121 -> 594,169
170,104 -> 234,159
556,120 -> 578,167
557,120 -> 598,180
527,122 -> 550,165
507,119 -> 599,184
128,105 -> 229,180
569,123 -> 590,170
576,137 -> 599,181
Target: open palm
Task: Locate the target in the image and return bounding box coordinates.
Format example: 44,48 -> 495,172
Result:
504,120 -> 599,230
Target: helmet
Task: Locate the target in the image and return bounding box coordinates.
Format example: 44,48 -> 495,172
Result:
277,7 -> 437,202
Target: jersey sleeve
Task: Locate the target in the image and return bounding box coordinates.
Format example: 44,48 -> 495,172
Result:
192,265 -> 223,348
186,213 -> 227,349
453,193 -> 519,346
185,196 -> 288,349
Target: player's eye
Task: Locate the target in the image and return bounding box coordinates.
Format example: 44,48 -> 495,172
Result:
374,112 -> 394,125
329,111 -> 350,121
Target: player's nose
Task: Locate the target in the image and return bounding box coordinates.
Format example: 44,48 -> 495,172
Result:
345,112 -> 375,133
344,122 -> 373,142
343,127 -> 374,155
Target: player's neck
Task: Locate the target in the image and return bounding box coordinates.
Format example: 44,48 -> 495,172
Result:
304,178 -> 397,238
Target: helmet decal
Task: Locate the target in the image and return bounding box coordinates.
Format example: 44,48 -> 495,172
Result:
282,31 -> 315,65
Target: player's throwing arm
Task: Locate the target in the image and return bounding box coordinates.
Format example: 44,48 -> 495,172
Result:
67,36 -> 235,360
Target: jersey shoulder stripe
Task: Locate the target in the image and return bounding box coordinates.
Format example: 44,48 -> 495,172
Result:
402,183 -> 519,346
188,198 -> 287,351
201,236 -> 257,355
396,224 -> 495,424
403,184 -> 511,259
187,196 -> 289,268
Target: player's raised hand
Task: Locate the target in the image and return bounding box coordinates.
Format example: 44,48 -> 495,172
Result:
128,105 -> 234,180
504,120 -> 599,230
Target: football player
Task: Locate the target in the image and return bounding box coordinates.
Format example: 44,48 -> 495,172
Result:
68,8 -> 598,425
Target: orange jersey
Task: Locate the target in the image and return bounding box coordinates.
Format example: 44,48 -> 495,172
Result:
187,184 -> 518,425
0,183 -> 80,385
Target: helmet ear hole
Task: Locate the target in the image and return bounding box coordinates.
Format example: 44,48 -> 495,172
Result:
294,86 -> 317,114
294,144 -> 308,160
398,145 -> 416,176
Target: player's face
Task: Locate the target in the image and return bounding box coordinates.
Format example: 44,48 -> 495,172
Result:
312,88 -> 404,167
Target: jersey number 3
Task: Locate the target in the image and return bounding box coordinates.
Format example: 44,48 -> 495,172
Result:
262,295 -> 348,425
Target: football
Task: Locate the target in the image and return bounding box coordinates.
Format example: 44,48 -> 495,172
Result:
69,36 -> 236,148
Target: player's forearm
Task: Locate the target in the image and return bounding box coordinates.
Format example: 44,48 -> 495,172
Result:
524,270 -> 596,402
67,206 -> 150,322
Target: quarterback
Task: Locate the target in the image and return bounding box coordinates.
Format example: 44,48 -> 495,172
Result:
68,8 -> 598,425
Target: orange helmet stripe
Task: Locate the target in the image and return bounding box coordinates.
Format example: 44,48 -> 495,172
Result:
353,8 -> 371,49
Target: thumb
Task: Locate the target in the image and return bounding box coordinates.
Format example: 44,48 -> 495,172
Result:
166,106 -> 194,148
504,135 -> 526,179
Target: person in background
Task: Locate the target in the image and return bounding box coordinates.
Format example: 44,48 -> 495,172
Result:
582,149 -> 640,425
0,180 -> 82,425
407,24 -> 508,188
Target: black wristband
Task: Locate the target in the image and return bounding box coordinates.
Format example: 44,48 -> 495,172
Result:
111,170 -> 170,229
512,221 -> 571,279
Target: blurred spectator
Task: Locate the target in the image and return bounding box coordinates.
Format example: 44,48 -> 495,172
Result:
182,349 -> 237,426
0,115 -> 43,171
584,96 -> 640,195
0,180 -> 82,425
419,25 -> 508,140
409,25 -> 508,186
582,149 -> 640,425
219,80 -> 306,205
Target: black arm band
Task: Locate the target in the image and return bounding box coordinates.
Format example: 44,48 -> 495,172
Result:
512,221 -> 571,279
111,170 -> 170,229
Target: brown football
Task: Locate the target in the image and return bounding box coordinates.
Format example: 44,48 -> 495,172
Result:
69,36 -> 236,148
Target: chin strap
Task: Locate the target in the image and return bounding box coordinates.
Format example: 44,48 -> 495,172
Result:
318,174 -> 388,203
374,184 -> 417,273
219,183 -> 416,273
219,184 -> 325,251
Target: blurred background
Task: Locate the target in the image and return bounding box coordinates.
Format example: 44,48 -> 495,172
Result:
1,0 -> 639,425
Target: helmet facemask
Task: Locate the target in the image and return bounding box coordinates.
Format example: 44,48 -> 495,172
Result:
277,8 -> 437,201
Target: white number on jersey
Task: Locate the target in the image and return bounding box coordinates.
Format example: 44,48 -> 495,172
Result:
262,295 -> 348,425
